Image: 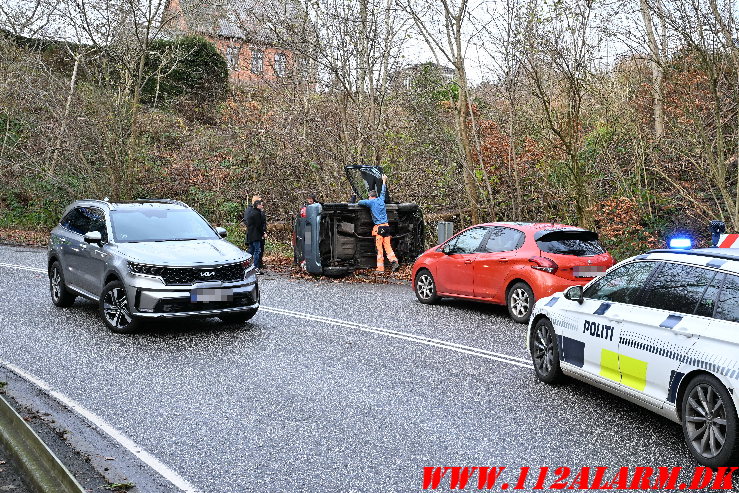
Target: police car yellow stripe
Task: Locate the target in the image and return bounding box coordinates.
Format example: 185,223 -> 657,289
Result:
600,349 -> 620,383
620,354 -> 648,391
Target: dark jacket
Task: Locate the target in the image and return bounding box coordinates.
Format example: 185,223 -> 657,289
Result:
245,206 -> 266,244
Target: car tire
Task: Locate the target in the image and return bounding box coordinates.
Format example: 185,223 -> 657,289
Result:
49,261 -> 76,307
414,269 -> 439,304
507,282 -> 534,323
681,373 -> 739,467
323,267 -> 350,277
99,280 -> 141,334
218,308 -> 258,324
530,317 -> 562,384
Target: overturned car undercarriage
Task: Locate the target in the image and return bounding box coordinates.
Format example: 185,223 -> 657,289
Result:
293,166 -> 425,276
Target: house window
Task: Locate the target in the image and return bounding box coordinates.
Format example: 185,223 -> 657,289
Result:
274,52 -> 287,77
251,48 -> 264,74
225,45 -> 240,71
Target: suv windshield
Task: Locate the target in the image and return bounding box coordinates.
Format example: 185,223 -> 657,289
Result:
110,208 -> 218,243
535,230 -> 605,257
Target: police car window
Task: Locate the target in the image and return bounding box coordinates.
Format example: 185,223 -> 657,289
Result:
715,273 -> 739,323
485,227 -> 524,253
448,227 -> 487,254
695,272 -> 724,318
60,208 -> 93,236
583,261 -> 655,304
641,263 -> 717,315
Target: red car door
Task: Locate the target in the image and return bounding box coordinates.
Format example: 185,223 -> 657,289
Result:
435,227 -> 488,297
473,226 -> 526,302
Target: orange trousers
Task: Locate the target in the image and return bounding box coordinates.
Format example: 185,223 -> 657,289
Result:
372,223 -> 397,272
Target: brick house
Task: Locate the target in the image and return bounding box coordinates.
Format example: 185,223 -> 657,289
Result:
162,0 -> 300,84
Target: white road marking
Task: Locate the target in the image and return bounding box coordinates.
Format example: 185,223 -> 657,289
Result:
0,262 -> 45,273
0,261 -> 534,370
260,306 -> 533,369
1,361 -> 202,493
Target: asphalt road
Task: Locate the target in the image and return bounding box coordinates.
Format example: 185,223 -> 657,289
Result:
0,244 -> 724,492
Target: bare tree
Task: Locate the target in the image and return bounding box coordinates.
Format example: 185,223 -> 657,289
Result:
521,0 -> 600,227
0,0 -> 61,38
398,0 -> 483,223
639,0 -> 669,140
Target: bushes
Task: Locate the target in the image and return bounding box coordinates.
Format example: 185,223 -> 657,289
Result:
142,36 -> 228,107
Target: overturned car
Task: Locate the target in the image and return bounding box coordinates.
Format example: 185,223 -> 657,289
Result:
293,166 -> 425,276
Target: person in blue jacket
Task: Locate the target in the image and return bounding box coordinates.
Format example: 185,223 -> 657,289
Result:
358,174 -> 399,273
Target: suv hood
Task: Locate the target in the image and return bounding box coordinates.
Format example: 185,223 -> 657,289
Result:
112,239 -> 247,266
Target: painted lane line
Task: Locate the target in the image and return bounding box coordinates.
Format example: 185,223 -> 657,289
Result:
0,262 -> 45,273
0,261 -> 534,369
1,361 -> 202,493
260,306 -> 534,369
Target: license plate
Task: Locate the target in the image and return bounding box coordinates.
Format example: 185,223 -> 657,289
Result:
574,266 -> 606,278
190,288 -> 234,302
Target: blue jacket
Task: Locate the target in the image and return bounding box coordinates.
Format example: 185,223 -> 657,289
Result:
358,184 -> 388,224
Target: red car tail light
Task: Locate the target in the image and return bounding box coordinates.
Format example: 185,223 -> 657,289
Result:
300,206 -> 307,218
529,256 -> 558,274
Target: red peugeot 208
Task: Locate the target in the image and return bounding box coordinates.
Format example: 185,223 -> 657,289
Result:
411,222 -> 614,323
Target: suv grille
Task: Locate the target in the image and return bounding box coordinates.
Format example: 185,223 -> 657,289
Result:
160,263 -> 246,285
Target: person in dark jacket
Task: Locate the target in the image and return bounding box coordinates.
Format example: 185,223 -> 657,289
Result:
246,200 -> 266,274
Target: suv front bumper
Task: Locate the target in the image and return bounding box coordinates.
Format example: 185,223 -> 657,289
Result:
126,275 -> 259,319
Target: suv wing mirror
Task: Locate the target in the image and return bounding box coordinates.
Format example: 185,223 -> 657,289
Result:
83,231 -> 102,245
216,227 -> 228,238
564,285 -> 584,304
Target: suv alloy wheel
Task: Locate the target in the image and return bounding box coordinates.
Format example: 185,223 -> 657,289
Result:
99,280 -> 141,333
49,261 -> 76,307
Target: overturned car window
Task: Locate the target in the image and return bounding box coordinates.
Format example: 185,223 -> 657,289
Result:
535,230 -> 605,257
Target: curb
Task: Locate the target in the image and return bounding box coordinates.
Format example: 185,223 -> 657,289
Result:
0,394 -> 85,493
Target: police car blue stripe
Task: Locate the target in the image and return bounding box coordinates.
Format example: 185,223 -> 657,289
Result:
659,315 -> 682,329
667,370 -> 685,403
593,302 -> 611,315
707,259 -> 727,268
558,335 -> 585,368
545,297 -> 559,307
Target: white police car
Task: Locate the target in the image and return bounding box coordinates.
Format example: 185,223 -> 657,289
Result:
528,247 -> 739,467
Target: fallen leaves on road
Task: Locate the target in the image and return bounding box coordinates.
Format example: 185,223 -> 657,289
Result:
0,228 -> 49,247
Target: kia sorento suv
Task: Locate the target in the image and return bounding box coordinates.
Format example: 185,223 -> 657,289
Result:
48,199 -> 259,333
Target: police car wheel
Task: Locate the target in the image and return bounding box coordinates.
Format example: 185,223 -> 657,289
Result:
530,318 -> 562,384
507,282 -> 534,323
415,269 -> 439,304
681,374 -> 739,467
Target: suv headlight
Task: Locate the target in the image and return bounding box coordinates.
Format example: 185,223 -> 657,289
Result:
128,262 -> 165,276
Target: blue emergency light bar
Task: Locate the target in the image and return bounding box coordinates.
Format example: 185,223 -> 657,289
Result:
669,237 -> 692,250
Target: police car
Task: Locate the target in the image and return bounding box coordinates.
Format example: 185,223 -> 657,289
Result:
528,247 -> 739,466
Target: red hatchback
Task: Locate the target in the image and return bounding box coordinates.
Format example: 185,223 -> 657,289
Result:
411,222 -> 614,322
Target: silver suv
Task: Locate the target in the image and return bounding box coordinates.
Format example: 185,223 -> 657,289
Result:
48,199 -> 259,333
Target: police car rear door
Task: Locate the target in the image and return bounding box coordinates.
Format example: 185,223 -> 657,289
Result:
616,261 -> 712,409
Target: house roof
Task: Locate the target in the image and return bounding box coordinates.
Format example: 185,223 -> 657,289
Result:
171,0 -> 301,44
